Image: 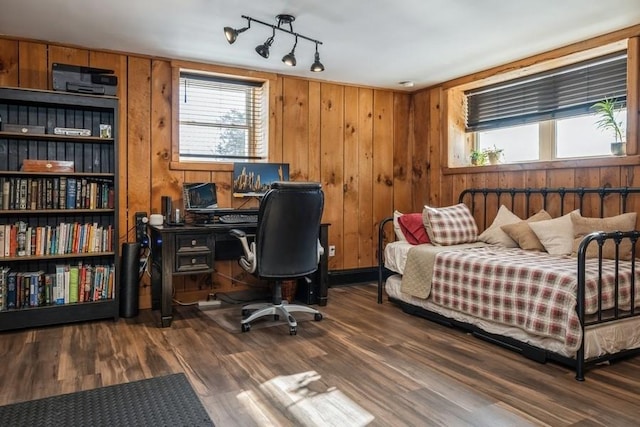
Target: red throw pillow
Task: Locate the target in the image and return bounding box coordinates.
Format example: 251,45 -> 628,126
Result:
397,213 -> 430,245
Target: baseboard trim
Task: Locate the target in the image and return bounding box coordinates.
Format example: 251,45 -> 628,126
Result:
328,267 -> 378,287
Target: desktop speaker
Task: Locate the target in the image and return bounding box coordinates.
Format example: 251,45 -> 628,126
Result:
120,242 -> 141,318
161,196 -> 172,223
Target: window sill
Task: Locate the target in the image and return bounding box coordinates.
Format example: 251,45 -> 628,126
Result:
444,154 -> 640,175
169,161 -> 234,172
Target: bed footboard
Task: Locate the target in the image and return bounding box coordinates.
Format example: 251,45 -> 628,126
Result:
575,230 -> 640,380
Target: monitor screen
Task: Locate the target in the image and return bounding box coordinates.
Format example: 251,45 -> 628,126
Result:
183,182 -> 218,212
232,162 -> 290,197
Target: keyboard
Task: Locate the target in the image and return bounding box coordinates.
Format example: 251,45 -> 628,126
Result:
218,214 -> 258,224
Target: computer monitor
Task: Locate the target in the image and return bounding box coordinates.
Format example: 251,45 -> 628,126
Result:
232,162 -> 290,198
183,182 -> 218,213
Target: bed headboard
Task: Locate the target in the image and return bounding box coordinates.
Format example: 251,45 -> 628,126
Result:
458,187 -> 640,231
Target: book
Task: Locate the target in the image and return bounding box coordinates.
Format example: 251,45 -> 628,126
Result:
29,178 -> 37,210
63,265 -> 70,304
18,178 -> 27,210
2,178 -> 9,210
0,225 -> 5,258
52,177 -> 59,209
0,267 -> 9,311
7,271 -> 16,309
66,178 -> 76,209
58,177 -> 67,209
3,224 -> 10,258
55,264 -> 66,305
68,265 -> 79,303
44,273 -> 54,306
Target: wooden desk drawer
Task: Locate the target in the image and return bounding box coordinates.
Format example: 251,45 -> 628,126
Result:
175,233 -> 212,252
176,252 -> 213,272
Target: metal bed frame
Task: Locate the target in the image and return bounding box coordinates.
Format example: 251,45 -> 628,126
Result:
377,187 -> 640,380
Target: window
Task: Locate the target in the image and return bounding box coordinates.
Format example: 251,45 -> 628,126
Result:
466,52 -> 627,163
179,72 -> 267,162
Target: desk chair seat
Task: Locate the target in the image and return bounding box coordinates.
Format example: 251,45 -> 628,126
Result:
230,181 -> 324,335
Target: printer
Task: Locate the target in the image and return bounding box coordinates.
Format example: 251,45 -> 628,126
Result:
52,63 -> 118,96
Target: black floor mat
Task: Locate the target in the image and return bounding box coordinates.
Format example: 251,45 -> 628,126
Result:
0,373 -> 214,426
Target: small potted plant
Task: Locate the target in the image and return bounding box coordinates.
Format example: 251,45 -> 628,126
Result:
470,149 -> 487,166
591,97 -> 626,156
483,145 -> 504,165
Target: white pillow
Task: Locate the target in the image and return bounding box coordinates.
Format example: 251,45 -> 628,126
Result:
393,210 -> 407,241
477,205 -> 521,247
529,210 -> 579,255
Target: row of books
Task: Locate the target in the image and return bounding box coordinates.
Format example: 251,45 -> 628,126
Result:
0,176 -> 115,211
0,222 -> 114,258
0,263 -> 115,311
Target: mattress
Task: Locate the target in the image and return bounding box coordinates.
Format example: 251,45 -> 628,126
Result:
385,274 -> 640,359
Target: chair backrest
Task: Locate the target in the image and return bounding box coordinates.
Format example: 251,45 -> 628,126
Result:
255,181 -> 324,279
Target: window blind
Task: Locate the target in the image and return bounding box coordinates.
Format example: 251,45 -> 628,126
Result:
465,52 -> 627,132
179,72 -> 267,161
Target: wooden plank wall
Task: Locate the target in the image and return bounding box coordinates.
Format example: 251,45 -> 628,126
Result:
0,36 -> 417,308
413,28 -> 640,230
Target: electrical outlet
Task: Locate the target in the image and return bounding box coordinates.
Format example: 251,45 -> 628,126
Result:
135,212 -> 147,245
328,245 -> 336,257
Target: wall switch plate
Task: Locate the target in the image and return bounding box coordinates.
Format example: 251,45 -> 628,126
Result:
328,245 -> 336,257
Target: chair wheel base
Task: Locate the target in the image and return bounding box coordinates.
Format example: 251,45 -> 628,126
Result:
241,323 -> 251,333
314,313 -> 323,321
290,326 -> 297,335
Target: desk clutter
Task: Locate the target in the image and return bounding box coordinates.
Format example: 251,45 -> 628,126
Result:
189,209 -> 259,226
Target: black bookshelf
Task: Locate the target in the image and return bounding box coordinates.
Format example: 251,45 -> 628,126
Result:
0,87 -> 119,331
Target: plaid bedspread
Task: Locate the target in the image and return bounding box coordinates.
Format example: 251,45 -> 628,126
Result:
430,246 -> 640,350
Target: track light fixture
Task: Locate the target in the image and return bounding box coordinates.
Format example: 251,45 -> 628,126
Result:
224,14 -> 324,72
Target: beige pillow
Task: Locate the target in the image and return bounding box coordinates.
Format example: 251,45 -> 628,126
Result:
500,210 -> 552,251
393,210 -> 408,241
529,210 -> 580,255
477,205 -> 521,247
571,212 -> 637,260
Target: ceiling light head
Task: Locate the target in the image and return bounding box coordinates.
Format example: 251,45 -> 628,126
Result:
282,36 -> 298,67
310,45 -> 324,72
255,37 -> 274,58
223,19 -> 250,44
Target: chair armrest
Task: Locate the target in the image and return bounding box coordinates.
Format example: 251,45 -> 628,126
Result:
230,228 -> 256,273
229,229 -> 246,239
317,239 -> 324,264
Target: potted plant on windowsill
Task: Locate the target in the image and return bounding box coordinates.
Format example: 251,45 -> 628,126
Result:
470,149 -> 487,166
483,145 -> 504,165
592,97 -> 626,156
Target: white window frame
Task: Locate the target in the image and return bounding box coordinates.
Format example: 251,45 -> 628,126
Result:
176,69 -> 269,164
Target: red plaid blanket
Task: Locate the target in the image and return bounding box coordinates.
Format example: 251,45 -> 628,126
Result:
431,246 -> 639,350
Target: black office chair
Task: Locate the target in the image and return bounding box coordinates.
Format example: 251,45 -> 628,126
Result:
230,181 -> 325,335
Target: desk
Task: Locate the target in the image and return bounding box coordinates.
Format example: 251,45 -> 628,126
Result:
148,223 -> 329,327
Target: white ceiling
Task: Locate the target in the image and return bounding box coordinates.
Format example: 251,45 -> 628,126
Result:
2,0 -> 640,91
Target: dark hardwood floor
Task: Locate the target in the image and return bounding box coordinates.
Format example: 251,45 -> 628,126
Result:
1,284 -> 640,426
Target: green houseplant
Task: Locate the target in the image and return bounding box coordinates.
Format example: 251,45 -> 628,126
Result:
591,97 -> 626,155
470,149 -> 487,166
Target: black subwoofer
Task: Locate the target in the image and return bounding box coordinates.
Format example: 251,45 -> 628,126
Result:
120,242 -> 141,318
